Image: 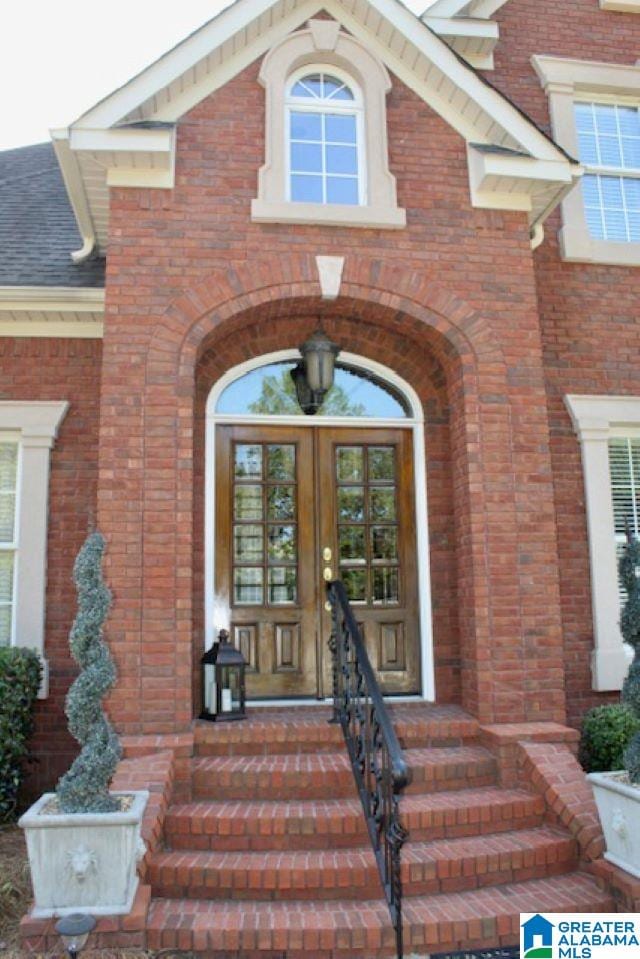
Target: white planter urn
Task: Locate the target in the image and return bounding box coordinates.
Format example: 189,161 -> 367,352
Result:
589,771 -> 640,879
19,790 -> 148,918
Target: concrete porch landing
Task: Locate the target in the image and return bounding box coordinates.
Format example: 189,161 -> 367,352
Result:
21,703 -> 625,958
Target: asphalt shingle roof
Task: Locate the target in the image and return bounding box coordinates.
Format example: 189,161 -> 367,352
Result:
0,142 -> 105,288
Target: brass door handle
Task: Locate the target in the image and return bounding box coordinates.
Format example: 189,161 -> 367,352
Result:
322,546 -> 332,562
323,567 -> 333,582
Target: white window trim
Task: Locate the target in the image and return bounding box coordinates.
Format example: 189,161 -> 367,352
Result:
0,402 -> 69,697
205,350 -> 435,702
285,65 -> 366,207
600,0 -> 640,12
565,395 -> 640,691
533,55 -> 640,266
251,19 -> 406,229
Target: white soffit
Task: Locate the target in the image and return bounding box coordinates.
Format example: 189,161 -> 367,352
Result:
421,0 -> 511,17
0,287 -> 105,338
56,0 -> 576,251
421,0 -> 512,68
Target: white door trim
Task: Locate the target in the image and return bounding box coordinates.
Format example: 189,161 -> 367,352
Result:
205,349 -> 435,701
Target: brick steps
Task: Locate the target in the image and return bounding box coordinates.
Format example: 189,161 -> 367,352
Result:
148,825 -> 576,901
192,745 -> 496,800
165,786 -> 546,851
140,704 -> 610,957
194,704 -> 479,756
146,872 -> 613,958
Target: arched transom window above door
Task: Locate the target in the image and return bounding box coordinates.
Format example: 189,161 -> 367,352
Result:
216,361 -> 411,419
251,20 -> 406,229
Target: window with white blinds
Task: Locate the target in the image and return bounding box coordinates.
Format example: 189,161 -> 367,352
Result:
608,436 -> 640,601
0,439 -> 19,647
0,434 -> 19,646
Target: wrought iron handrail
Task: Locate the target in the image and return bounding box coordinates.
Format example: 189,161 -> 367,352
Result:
327,579 -> 411,959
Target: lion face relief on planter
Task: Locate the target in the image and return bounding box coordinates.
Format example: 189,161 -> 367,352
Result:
19,532 -> 148,918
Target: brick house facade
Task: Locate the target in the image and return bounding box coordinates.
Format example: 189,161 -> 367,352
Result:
5,0 -> 640,952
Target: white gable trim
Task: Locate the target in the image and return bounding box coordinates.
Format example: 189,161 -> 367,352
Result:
330,0 -> 559,160
422,0 -> 511,18
56,0 -> 578,248
76,0 -> 290,130
70,0 -> 567,163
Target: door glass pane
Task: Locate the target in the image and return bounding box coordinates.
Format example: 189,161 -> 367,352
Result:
333,441 -> 401,607
235,445 -> 262,479
336,447 -> 363,482
370,488 -> 396,522
268,525 -> 296,561
234,567 -> 263,604
369,447 -> 395,482
234,485 -> 262,520
268,445 -> 295,481
342,568 -> 366,603
234,525 -> 263,563
268,567 -> 297,604
373,568 -> 399,605
339,526 -> 366,564
230,441 -> 300,610
267,486 -> 295,520
338,487 -> 365,522
371,526 -> 398,561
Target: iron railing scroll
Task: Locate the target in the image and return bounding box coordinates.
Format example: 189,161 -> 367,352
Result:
326,579 -> 411,959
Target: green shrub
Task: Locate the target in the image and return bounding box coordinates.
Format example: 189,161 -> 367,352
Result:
0,648 -> 41,822
578,703 -> 640,773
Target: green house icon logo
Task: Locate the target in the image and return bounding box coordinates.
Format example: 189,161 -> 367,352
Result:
522,914 -> 554,958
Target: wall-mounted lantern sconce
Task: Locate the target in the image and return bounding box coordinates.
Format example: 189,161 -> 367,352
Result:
290,329 -> 341,415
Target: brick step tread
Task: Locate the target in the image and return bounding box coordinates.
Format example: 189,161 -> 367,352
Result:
195,705 -> 479,755
192,745 -> 496,799
149,826 -> 576,900
147,873 -> 613,955
165,787 -> 545,851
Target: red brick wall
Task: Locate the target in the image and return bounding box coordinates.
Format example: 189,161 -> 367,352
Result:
490,0 -> 640,724
99,52 -> 568,731
0,338 -> 102,798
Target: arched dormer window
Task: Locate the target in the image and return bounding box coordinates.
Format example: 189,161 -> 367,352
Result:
252,20 -> 405,229
286,69 -> 364,206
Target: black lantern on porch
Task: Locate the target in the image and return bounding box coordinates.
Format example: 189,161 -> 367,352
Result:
290,328 -> 341,415
200,629 -> 247,722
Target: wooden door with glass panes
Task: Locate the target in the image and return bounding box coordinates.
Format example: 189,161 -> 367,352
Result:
317,428 -> 420,696
215,424 -> 420,698
216,425 -> 318,698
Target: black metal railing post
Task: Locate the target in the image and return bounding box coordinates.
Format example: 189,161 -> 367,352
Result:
326,579 -> 410,959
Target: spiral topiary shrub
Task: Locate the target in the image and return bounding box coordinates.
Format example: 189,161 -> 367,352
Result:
56,531 -> 122,813
0,647 -> 41,822
579,703 -> 640,773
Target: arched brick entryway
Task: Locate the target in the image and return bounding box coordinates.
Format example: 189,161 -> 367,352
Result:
97,253 -> 566,733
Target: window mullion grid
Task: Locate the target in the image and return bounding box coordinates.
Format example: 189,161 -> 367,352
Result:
614,105 -> 632,242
